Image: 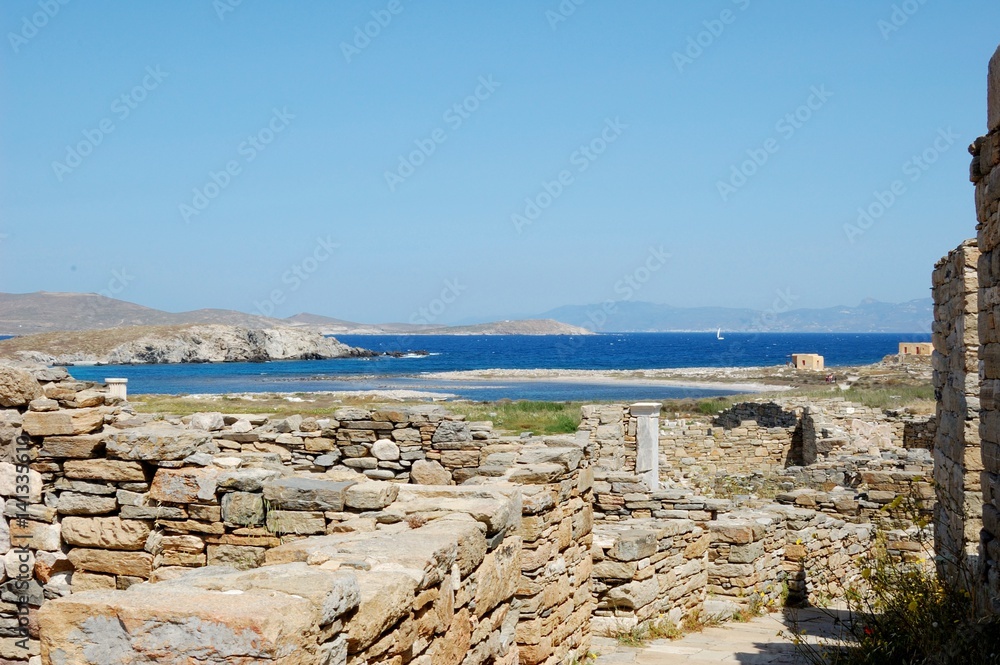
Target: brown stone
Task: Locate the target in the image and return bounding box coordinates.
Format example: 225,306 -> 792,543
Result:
67,548 -> 153,577
61,517 -> 150,550
22,407 -> 103,436
149,467 -> 219,503
39,434 -> 105,458
0,366 -> 43,408
64,459 -> 146,482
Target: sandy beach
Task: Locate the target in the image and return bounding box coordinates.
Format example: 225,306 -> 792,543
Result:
417,367 -> 795,394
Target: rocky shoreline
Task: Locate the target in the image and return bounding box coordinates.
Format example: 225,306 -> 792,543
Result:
0,324 -> 376,366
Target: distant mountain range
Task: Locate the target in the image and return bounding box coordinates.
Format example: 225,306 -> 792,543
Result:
0,292 -> 932,337
536,298 -> 932,333
0,292 -> 590,337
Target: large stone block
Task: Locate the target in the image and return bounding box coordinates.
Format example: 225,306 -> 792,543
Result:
67,548 -> 153,577
61,517 -> 150,550
38,577 -> 327,663
22,407 -> 103,436
262,477 -> 356,512
64,459 -> 146,482
39,433 -> 105,458
0,461 -> 42,502
0,366 -> 43,408
221,491 -> 266,526
56,492 -> 117,516
344,481 -> 398,511
150,467 -> 220,503
106,425 -> 210,461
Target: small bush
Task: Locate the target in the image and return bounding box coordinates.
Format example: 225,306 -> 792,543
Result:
790,530 -> 1000,665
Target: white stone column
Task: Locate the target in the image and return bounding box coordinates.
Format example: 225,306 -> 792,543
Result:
106,378 -> 128,401
631,402 -> 661,492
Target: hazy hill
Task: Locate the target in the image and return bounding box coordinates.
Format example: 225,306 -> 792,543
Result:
286,313 -> 591,336
0,293 -> 590,337
0,292 -> 277,335
539,298 -> 932,333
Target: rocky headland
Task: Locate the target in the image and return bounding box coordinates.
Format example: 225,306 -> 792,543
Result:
0,324 -> 372,365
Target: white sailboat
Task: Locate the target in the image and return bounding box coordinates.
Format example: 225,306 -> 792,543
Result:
716,328 -> 724,340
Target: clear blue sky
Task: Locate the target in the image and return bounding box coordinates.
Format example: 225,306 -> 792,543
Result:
1,1 -> 997,324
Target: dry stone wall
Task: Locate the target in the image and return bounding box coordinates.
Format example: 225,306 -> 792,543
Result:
932,239 -> 983,583
0,365 -> 597,664
972,43 -> 1000,614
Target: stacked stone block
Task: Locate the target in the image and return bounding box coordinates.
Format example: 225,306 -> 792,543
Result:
972,44 -> 1000,613
591,519 -> 707,632
932,239 -> 982,585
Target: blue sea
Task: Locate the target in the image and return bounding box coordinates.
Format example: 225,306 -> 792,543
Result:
56,332 -> 929,402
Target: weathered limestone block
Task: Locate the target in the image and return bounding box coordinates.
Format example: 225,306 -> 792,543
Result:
410,459 -> 451,485
263,477 -> 356,512
189,411 -> 225,431
0,461 -> 43,502
56,491 -> 117,516
371,438 -> 400,461
433,420 -> 471,444
22,407 -> 103,437
39,578 -> 331,663
61,517 -> 150,550
39,433 -> 105,458
207,544 -> 266,570
473,536 -> 521,618
10,519 -> 60,551
0,366 -> 43,407
67,548 -> 153,577
265,510 -> 326,535
221,491 -> 265,526
149,467 -> 220,503
344,481 -> 398,511
64,459 -> 146,482
107,425 -> 211,461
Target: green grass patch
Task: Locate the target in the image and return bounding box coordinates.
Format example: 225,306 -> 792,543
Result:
449,400 -> 583,435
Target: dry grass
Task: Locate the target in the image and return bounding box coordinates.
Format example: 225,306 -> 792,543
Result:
131,392 -> 400,418
0,324 -> 204,358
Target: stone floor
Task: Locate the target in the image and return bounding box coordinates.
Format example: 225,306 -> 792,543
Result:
592,608 -> 848,665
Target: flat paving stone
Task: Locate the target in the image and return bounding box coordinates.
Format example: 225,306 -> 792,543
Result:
593,608 -> 846,665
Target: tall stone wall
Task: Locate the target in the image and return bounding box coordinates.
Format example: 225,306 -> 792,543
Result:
932,239 -> 983,583
972,44 -> 1000,614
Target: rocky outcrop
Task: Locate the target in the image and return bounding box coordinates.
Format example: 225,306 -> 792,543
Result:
3,325 -> 372,365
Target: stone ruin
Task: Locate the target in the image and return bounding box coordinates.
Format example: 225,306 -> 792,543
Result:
0,360 -> 944,664
2,42 -> 999,663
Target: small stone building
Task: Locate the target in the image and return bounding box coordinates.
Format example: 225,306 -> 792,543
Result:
899,342 -> 933,356
791,353 -> 824,370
